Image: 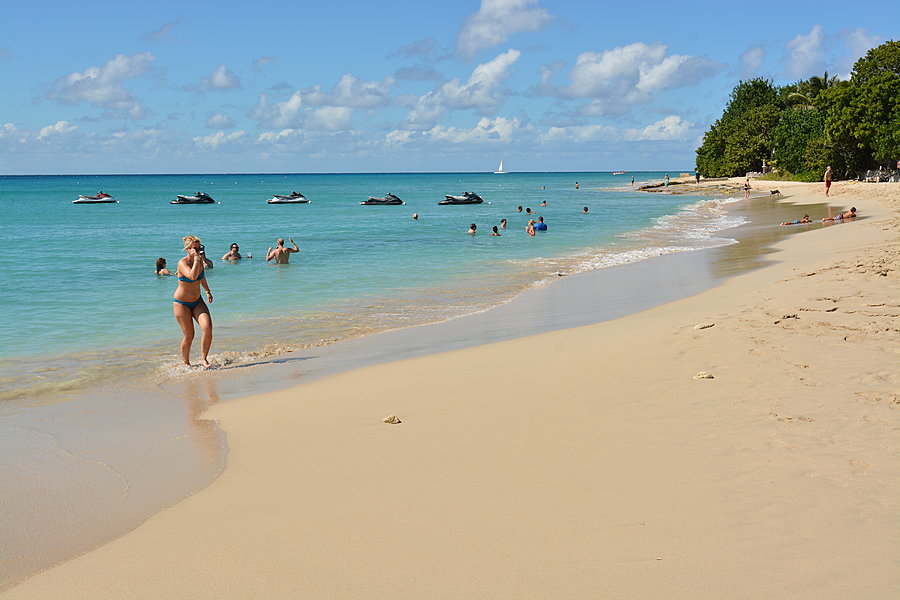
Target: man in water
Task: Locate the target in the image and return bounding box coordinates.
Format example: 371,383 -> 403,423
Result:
534,216 -> 548,231
266,238 -> 299,263
222,243 -> 244,260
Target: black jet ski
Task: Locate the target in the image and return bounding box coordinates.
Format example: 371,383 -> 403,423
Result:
361,193 -> 404,205
438,191 -> 483,205
267,191 -> 309,204
171,192 -> 215,204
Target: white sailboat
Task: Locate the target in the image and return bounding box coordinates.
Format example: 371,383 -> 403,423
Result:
494,159 -> 507,174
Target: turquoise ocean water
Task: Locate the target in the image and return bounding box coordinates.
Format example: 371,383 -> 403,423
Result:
0,172 -> 742,402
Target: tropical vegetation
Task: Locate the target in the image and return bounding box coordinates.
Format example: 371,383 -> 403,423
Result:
695,40 -> 900,181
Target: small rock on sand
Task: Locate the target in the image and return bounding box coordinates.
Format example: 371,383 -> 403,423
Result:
382,415 -> 402,424
694,322 -> 715,330
693,371 -> 715,379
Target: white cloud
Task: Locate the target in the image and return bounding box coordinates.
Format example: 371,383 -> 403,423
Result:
0,122 -> 17,138
192,130 -> 246,149
548,43 -> 716,115
740,45 -> 765,79
206,113 -> 234,129
404,49 -> 521,128
303,74 -> 393,108
49,52 -> 154,118
305,107 -> 353,132
623,116 -> 692,141
257,129 -> 301,144
457,0 -> 551,59
784,25 -> 825,79
38,120 -> 79,140
252,74 -> 392,129
199,64 -> 241,91
836,28 -> 883,79
538,124 -> 618,144
390,116 -> 529,145
253,92 -> 304,128
253,56 -> 277,70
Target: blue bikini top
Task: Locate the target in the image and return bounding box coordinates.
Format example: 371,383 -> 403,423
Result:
177,271 -> 205,283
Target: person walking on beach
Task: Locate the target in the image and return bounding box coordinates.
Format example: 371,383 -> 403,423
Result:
631,175 -> 635,186
695,172 -> 701,184
824,166 -> 832,197
664,174 -> 669,187
744,178 -> 751,200
173,235 -> 213,369
266,238 -> 299,263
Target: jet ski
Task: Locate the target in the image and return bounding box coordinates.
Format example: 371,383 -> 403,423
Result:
360,193 -> 404,205
267,191 -> 309,204
73,192 -> 117,204
171,192 -> 215,204
438,191 -> 483,205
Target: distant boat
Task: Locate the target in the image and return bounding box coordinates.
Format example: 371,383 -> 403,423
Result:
611,171 -> 627,175
494,160 -> 507,174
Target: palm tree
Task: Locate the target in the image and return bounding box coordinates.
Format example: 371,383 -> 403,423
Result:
788,71 -> 841,107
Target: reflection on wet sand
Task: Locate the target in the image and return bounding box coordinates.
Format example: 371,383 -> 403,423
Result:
0,377 -> 227,590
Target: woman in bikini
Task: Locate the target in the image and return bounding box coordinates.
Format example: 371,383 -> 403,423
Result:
173,235 -> 214,368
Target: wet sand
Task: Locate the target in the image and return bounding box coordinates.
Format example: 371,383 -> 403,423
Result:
3,180 -> 898,599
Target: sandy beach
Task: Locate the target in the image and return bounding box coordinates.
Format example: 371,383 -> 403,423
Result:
4,179 -> 898,599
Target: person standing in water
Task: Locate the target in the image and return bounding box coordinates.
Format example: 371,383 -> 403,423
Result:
266,238 -> 299,263
173,235 -> 213,369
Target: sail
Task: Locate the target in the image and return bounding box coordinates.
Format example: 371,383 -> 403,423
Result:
494,160 -> 506,174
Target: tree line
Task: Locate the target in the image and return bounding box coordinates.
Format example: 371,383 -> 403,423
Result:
695,40 -> 900,181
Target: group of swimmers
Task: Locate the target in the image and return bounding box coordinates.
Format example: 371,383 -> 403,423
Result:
780,207 -> 857,226
159,235 -> 301,368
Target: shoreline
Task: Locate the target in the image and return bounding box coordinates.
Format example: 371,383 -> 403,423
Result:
4,180 -> 898,598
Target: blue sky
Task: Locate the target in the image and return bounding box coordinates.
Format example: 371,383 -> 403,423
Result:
0,0 -> 893,174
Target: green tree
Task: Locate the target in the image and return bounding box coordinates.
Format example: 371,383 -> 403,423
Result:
696,78 -> 781,176
772,107 -> 826,175
850,40 -> 900,85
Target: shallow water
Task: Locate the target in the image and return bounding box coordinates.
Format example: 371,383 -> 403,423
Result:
0,172 -> 742,402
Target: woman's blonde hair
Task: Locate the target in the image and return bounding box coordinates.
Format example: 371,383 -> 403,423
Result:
183,235 -> 200,249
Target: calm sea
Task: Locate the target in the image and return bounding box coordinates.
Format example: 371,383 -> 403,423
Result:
0,172 -> 741,402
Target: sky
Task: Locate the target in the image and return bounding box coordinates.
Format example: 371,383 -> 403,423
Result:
0,0 -> 894,174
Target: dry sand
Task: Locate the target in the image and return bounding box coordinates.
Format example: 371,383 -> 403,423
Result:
4,180 -> 898,599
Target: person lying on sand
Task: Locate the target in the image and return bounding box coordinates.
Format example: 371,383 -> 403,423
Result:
781,214 -> 811,225
822,207 -> 857,222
